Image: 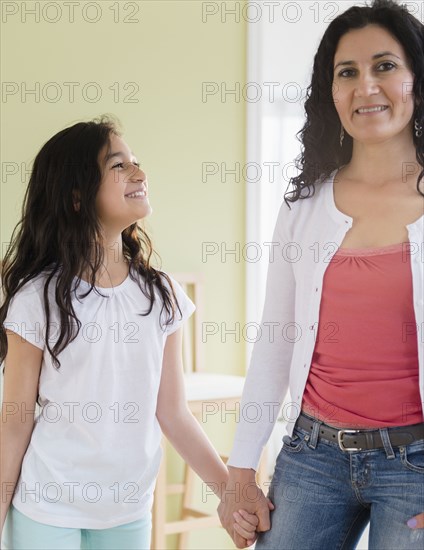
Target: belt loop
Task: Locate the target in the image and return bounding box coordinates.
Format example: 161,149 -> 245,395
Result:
379,428 -> 395,459
308,419 -> 322,449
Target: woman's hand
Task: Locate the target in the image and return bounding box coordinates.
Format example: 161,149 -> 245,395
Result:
233,499 -> 275,547
407,513 -> 424,529
232,509 -> 259,547
218,467 -> 273,548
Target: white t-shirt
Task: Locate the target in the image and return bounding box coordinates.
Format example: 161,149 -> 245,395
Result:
2,265 -> 195,528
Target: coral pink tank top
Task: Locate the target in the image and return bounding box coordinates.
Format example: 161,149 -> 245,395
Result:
301,242 -> 423,428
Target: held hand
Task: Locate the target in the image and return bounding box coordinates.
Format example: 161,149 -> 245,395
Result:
218,471 -> 273,549
233,498 -> 275,546
407,513 -> 424,529
233,509 -> 258,547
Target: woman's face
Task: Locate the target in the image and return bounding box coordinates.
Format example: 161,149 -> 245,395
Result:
332,24 -> 416,146
95,133 -> 152,234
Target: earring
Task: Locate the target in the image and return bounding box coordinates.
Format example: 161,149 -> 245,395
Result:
415,118 -> 423,138
339,125 -> 345,147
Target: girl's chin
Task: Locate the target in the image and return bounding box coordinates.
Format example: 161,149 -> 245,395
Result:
133,208 -> 153,222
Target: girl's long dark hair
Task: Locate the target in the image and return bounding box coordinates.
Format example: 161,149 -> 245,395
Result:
285,0 -> 424,206
0,116 -> 181,404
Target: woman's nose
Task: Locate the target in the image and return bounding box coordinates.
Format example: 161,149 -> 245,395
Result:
354,71 -> 380,97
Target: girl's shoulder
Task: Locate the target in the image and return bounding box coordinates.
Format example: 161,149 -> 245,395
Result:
14,270 -> 51,294
11,267 -> 62,306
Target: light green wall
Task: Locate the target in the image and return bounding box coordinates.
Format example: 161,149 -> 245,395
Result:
1,1 -> 246,549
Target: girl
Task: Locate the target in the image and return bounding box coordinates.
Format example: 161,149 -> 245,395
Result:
219,0 -> 424,548
0,117 -> 258,549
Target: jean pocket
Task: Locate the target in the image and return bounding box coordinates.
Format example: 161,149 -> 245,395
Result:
400,440 -> 424,474
282,429 -> 308,453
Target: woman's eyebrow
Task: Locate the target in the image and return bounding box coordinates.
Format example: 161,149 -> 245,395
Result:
334,51 -> 402,70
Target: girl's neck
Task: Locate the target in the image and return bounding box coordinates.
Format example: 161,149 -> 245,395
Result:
98,235 -> 129,286
102,238 -> 126,272
81,236 -> 129,286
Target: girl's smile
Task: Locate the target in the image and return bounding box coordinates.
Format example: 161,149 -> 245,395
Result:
125,189 -> 148,199
96,134 -> 152,233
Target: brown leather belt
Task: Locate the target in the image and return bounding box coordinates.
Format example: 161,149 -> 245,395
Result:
296,412 -> 424,452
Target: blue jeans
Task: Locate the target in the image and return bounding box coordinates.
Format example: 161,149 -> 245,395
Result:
1,504 -> 151,550
256,418 -> 424,550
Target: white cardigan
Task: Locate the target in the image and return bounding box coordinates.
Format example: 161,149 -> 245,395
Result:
228,168 -> 424,470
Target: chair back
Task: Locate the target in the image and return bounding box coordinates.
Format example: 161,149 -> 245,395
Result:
170,272 -> 205,373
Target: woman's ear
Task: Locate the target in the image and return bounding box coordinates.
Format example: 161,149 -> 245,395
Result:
72,189 -> 81,212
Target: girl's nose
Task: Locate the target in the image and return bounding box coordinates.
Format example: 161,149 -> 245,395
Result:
128,164 -> 146,181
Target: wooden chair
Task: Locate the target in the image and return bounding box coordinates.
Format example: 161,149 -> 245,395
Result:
151,272 -> 268,550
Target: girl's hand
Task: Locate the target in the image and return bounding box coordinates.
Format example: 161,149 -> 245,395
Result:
407,512 -> 424,529
233,499 -> 275,547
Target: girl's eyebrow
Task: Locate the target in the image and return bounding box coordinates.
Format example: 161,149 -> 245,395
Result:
104,151 -> 137,163
334,51 -> 402,70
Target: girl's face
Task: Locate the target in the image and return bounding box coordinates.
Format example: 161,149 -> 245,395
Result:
332,24 -> 415,146
95,133 -> 152,234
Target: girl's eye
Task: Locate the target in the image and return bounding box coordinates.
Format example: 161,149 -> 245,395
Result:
112,162 -> 140,169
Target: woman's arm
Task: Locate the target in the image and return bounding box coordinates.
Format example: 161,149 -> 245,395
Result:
219,202 -> 297,546
155,328 -> 258,545
0,330 -> 43,535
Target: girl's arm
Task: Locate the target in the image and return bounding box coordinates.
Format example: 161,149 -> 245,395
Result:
156,328 -> 228,498
0,330 -> 43,536
156,328 -> 258,546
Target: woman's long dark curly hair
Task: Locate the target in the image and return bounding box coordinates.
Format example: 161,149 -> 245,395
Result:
285,0 -> 424,206
0,115 -> 181,403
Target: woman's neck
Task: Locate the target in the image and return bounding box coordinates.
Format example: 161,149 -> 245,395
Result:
346,136 -> 419,187
345,143 -> 422,187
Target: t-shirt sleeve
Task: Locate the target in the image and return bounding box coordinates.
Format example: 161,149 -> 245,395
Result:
163,276 -> 196,335
3,279 -> 46,351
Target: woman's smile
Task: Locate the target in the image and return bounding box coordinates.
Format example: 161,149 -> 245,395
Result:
354,105 -> 389,115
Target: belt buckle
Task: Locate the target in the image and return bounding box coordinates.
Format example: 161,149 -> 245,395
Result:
337,429 -> 362,452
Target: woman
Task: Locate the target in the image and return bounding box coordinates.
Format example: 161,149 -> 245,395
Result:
218,0 -> 424,548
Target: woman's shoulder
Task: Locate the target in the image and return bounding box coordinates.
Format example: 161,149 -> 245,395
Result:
280,171 -> 334,213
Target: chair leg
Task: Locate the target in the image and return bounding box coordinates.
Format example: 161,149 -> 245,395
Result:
152,442 -> 167,550
177,449 -> 197,549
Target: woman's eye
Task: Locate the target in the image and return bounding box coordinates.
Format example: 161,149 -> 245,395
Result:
377,61 -> 396,71
338,69 -> 355,78
112,162 -> 124,169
